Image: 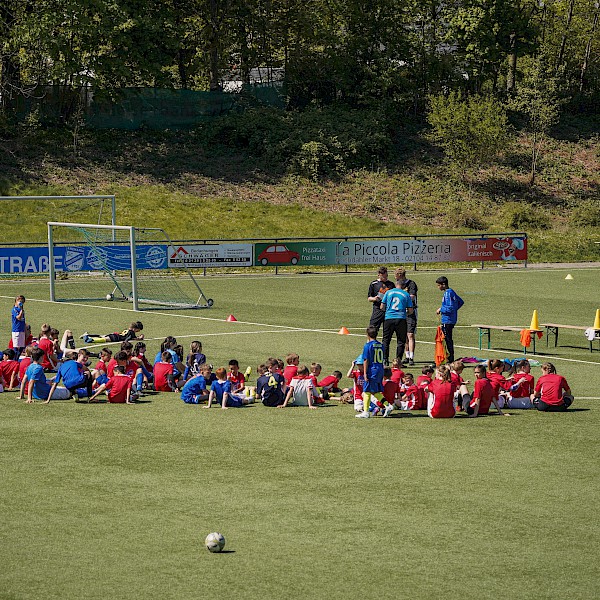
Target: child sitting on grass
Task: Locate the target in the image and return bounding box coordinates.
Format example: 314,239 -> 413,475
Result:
80,321 -> 144,344
506,359 -> 535,409
0,349 -> 20,390
468,365 -> 509,417
183,341 -> 206,380
205,367 -> 249,409
154,351 -> 177,392
90,365 -> 136,404
283,353 -> 300,386
24,348 -> 71,403
280,365 -> 317,409
180,365 -> 211,404
531,362 -> 573,412
399,372 -> 424,410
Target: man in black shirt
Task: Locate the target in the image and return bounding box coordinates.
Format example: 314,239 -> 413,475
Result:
367,266 -> 396,336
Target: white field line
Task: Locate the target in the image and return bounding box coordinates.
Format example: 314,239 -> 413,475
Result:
3,265 -> 600,285
3,296 -> 600,367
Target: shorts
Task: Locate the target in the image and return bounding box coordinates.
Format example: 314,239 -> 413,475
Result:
12,331 -> 25,349
225,393 -> 246,408
406,312 -> 417,334
106,333 -> 124,343
506,396 -> 533,409
363,379 -> 383,394
47,387 -> 71,400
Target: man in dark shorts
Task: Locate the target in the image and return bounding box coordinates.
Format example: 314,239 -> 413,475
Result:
367,267 -> 396,336
396,268 -> 418,366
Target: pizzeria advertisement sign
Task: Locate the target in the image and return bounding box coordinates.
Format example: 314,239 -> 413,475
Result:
337,237 -> 527,265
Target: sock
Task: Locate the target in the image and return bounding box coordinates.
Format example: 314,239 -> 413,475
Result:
136,372 -> 144,391
362,392 -> 369,413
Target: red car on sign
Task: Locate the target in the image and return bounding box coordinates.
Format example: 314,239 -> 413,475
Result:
258,244 -> 300,266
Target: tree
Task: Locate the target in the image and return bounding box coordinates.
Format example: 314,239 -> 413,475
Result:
508,57 -> 562,185
426,91 -> 510,179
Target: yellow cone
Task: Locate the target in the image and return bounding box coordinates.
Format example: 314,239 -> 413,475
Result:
565,274 -> 573,280
594,309 -> 600,330
530,310 -> 540,331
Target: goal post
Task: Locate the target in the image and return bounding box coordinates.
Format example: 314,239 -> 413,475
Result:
48,222 -> 214,310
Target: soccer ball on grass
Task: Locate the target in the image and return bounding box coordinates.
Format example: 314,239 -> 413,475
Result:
106,293 -> 114,301
205,532 -> 225,553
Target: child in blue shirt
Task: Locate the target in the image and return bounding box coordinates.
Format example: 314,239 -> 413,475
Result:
205,367 -> 249,409
11,295 -> 26,357
48,350 -> 93,400
435,276 -> 464,363
180,365 -> 211,404
24,348 -> 71,403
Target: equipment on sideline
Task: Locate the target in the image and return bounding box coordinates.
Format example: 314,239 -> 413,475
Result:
48,222 -> 214,310
530,310 -> 540,331
205,532 -> 225,552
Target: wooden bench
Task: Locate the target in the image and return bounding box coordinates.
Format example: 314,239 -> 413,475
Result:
472,325 -> 543,355
541,323 -> 600,353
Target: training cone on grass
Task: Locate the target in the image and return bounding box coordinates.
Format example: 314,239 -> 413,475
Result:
226,314 -> 238,322
565,273 -> 574,280
338,326 -> 350,335
530,310 -> 540,331
471,268 -> 478,273
594,309 -> 600,329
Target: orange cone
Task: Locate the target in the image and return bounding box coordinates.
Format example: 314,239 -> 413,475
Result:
338,326 -> 350,335
226,314 -> 237,322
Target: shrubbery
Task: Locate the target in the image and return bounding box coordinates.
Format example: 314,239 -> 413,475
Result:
202,106 -> 393,180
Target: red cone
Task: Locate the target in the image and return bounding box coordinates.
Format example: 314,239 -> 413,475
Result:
226,314 -> 237,322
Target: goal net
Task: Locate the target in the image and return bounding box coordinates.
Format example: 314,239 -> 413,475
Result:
48,222 -> 214,310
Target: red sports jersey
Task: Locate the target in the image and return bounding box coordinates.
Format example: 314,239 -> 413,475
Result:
94,360 -> 107,373
350,370 -> 365,401
136,353 -> 153,373
283,365 -> 298,385
154,362 -> 175,392
37,337 -> 55,370
19,357 -> 32,382
486,371 -> 511,398
417,374 -> 432,388
401,383 -> 423,410
0,360 -> 19,386
309,375 -> 319,389
390,367 -> 405,385
228,371 -> 246,391
107,358 -> 139,378
471,378 -> 495,414
317,375 -> 340,390
382,379 -> 398,404
535,373 -> 570,406
511,373 -> 535,398
427,379 -> 456,418
450,372 -> 464,387
105,375 -> 132,403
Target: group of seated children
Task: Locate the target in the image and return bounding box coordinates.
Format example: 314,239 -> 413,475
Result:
4,308 -> 573,415
350,354 -> 573,419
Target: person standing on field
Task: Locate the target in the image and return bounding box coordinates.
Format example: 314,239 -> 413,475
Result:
395,268 -> 418,366
435,276 -> 464,364
367,266 -> 396,336
380,275 -> 414,367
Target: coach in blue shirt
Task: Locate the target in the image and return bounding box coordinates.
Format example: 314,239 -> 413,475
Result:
380,279 -> 414,366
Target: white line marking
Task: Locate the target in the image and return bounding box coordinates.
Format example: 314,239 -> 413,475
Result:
3,296 -> 599,367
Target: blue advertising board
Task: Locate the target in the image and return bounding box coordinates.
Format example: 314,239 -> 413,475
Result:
0,245 -> 167,274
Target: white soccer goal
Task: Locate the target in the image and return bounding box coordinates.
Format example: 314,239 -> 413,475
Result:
48,222 -> 214,310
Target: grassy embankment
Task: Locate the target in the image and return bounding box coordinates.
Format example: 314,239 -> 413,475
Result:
0,114 -> 598,263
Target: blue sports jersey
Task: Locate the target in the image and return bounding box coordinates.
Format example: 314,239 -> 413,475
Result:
55,360 -> 85,388
11,305 -> 25,333
25,363 -> 52,399
381,288 -> 413,320
181,374 -> 207,404
362,340 -> 385,384
211,379 -> 232,403
439,288 -> 464,324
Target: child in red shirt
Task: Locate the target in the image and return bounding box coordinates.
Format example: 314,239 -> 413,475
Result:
450,360 -> 471,411
154,351 -> 177,392
228,359 -> 246,393
90,365 -> 135,404
283,353 -> 299,386
0,348 -> 20,389
468,365 -> 508,417
382,367 -> 399,413
399,372 -> 423,410
532,362 -> 573,411
390,358 -> 405,385
426,365 -> 457,418
506,359 -> 535,409
486,359 -> 512,407
347,357 -> 366,413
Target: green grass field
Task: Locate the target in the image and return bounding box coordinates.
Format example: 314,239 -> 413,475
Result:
1,267 -> 599,599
